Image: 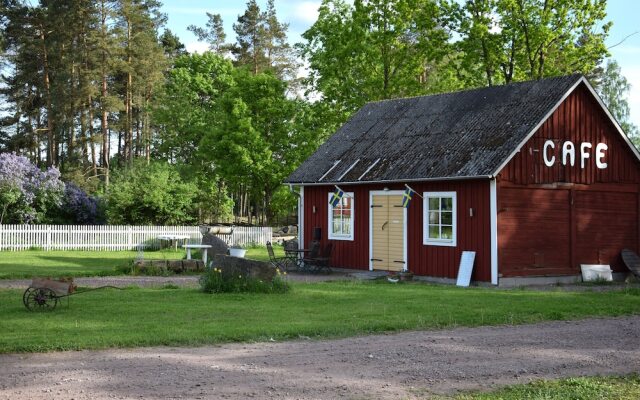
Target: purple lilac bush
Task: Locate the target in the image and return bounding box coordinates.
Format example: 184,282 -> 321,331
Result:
63,183 -> 104,224
0,152 -> 65,223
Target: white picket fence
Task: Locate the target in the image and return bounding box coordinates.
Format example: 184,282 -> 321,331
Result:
0,225 -> 272,251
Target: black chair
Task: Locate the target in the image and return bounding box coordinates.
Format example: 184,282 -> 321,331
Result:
310,242 -> 333,274
300,240 -> 321,272
266,241 -> 291,272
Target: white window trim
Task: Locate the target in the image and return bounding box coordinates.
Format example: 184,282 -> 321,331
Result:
423,191 -> 457,247
328,192 -> 354,241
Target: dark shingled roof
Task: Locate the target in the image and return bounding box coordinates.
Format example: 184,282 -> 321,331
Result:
286,74 -> 584,184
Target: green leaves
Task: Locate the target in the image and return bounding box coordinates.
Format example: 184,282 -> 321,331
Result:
105,161 -> 198,225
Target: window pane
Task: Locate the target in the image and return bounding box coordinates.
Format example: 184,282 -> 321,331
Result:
332,209 -> 341,220
332,219 -> 341,234
441,211 -> 452,225
428,197 -> 439,210
428,211 -> 439,224
441,226 -> 452,240
428,225 -> 440,239
343,216 -> 351,234
441,197 -> 453,211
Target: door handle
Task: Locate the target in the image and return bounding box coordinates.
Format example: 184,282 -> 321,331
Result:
381,221 -> 388,230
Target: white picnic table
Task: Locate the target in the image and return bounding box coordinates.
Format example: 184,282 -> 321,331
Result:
183,244 -> 213,265
157,234 -> 191,251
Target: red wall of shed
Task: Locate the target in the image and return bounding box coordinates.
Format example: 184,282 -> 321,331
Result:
303,180 -> 492,282
497,83 -> 640,277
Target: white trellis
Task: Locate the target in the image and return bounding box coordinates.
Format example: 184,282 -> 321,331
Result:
0,225 -> 272,251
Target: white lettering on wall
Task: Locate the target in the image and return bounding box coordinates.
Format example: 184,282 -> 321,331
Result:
543,140 -> 555,167
580,142 -> 592,169
562,141 -> 575,166
541,140 -> 607,169
596,143 -> 608,169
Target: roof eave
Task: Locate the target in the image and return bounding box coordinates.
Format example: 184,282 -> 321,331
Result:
285,174 -> 493,186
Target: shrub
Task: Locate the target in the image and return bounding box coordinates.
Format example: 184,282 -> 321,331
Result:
0,152 -> 64,223
105,160 -> 198,225
59,183 -> 105,224
199,267 -> 290,294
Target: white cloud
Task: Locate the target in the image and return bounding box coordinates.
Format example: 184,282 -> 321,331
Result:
185,41 -> 210,54
288,1 -> 321,26
164,7 -> 213,15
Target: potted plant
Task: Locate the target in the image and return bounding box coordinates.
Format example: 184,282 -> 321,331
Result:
229,242 -> 247,258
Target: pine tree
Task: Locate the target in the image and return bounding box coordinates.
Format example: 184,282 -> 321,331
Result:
187,13 -> 227,53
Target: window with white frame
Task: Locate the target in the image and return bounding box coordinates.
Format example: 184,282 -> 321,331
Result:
423,192 -> 456,246
328,192 -> 354,240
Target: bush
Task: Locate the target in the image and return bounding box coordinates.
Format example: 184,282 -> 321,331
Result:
199,267 -> 290,294
105,160 -> 198,225
58,183 -> 105,224
0,152 -> 64,223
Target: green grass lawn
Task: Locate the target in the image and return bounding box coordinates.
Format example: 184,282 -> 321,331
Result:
454,375 -> 640,399
0,246 -> 279,279
1,281 -> 639,353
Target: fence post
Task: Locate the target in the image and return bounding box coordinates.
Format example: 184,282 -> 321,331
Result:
46,226 -> 51,251
127,226 -> 133,250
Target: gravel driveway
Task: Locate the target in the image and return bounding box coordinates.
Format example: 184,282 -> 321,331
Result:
1,316 -> 639,399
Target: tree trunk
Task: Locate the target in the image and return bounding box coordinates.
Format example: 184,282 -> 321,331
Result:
39,26 -> 55,167
88,96 -> 97,177
100,0 -> 110,187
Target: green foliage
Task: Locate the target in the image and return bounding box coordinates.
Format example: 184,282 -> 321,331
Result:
300,0 -> 451,115
199,67 -> 316,221
594,59 -> 640,146
187,12 -> 227,53
457,375 -> 640,400
105,161 -> 198,225
199,266 -> 290,294
448,0 -> 611,86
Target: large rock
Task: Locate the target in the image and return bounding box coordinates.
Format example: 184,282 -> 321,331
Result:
213,254 -> 277,282
202,233 -> 230,261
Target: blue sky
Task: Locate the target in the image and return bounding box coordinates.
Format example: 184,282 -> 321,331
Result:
160,0 -> 640,127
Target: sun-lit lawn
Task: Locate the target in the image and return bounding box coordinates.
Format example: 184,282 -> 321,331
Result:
0,246 -> 281,279
453,374 -> 640,400
1,281 -> 639,353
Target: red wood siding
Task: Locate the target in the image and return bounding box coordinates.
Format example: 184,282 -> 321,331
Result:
498,82 -> 640,277
500,84 -> 639,185
303,180 -> 492,282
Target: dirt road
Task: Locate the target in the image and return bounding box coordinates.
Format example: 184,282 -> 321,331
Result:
1,315 -> 639,399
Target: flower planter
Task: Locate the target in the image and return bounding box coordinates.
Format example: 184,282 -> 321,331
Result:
229,248 -> 247,258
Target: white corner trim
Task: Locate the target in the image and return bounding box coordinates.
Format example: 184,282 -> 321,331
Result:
299,186 -> 304,250
490,179 -> 498,285
368,190 -> 408,272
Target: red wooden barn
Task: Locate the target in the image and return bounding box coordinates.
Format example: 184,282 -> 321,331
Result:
285,75 -> 640,285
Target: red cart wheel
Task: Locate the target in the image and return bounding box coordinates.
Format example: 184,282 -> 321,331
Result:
23,287 -> 58,311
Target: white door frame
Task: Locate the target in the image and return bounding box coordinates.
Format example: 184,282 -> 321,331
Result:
369,190 -> 408,271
